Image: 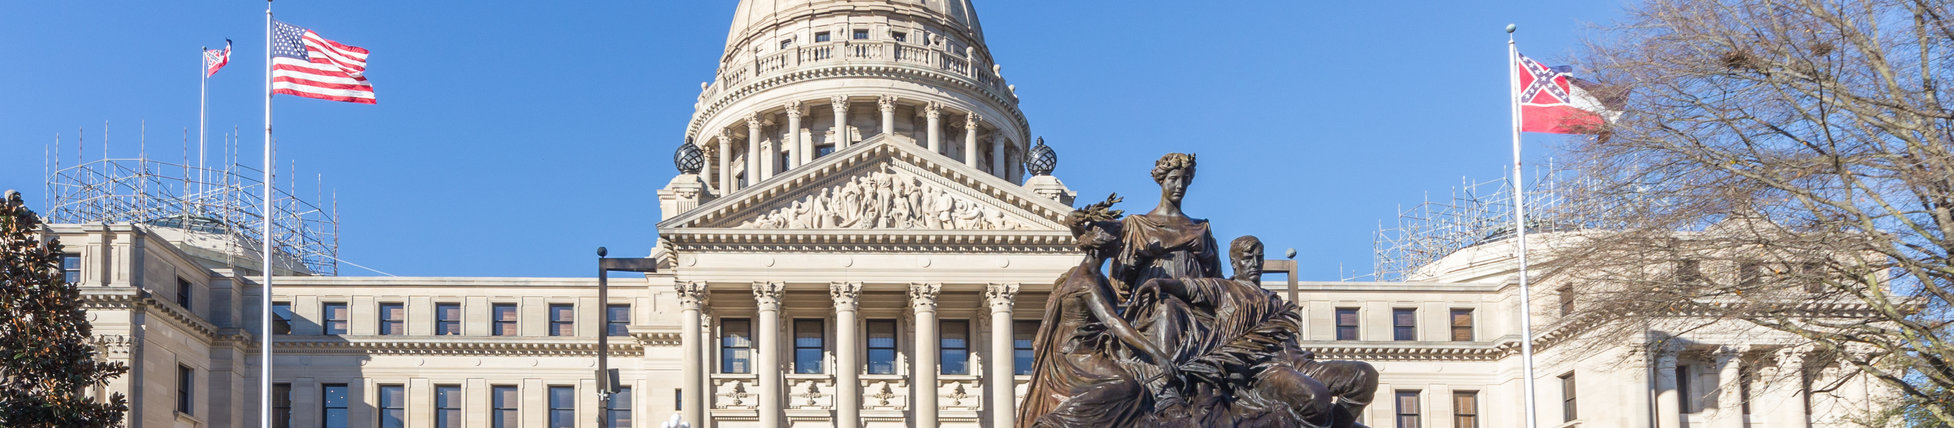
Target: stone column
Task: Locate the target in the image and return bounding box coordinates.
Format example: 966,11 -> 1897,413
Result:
984,283 -> 1020,428
878,95 -> 897,138
925,102 -> 943,154
832,96 -> 851,150
1772,347 -> 1809,427
675,282 -> 709,426
990,136 -> 1006,177
785,101 -> 804,168
910,283 -> 942,427
963,113 -> 981,168
1655,342 -> 1684,428
832,282 -> 864,428
717,130 -> 733,192
754,281 -> 786,427
1712,345 -> 1747,428
746,114 -> 764,184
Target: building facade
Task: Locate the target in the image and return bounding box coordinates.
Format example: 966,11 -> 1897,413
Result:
52,1 -> 1892,427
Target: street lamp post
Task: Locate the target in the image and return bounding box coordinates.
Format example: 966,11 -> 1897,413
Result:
596,246 -> 659,428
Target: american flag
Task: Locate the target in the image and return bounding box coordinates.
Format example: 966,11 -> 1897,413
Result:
271,20 -> 375,104
203,40 -> 230,77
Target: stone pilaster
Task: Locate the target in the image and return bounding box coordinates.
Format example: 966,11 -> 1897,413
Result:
984,283 -> 1020,428
831,96 -> 850,150
831,282 -> 864,428
878,95 -> 898,137
785,101 -> 805,167
925,102 -> 943,154
754,281 -> 786,427
963,113 -> 980,168
1770,346 -> 1810,427
675,281 -> 709,426
1712,345 -> 1748,428
909,283 -> 942,427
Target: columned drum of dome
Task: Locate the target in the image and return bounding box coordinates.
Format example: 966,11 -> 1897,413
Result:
686,0 -> 1030,196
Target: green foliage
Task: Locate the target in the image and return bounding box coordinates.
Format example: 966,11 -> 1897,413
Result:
0,190 -> 129,427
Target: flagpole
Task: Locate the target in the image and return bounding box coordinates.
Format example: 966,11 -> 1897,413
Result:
199,46 -> 207,214
1507,24 -> 1541,428
261,5 -> 276,428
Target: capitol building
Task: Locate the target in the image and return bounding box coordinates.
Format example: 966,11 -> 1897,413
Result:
50,1 -> 1890,427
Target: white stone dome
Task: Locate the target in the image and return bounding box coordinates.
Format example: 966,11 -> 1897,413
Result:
723,0 -> 985,54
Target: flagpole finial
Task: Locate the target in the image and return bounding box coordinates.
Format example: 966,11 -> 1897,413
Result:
1505,24 -> 1517,33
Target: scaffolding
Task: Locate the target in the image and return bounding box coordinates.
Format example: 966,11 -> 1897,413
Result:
43,128 -> 339,276
1363,163 -> 1624,282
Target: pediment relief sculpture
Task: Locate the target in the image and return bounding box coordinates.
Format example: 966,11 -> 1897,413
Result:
736,165 -> 1028,230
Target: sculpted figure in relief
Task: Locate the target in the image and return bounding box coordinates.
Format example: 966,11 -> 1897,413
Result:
734,166 -> 1024,230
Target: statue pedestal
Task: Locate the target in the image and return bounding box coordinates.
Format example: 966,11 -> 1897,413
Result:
658,174 -> 712,221
1022,175 -> 1076,205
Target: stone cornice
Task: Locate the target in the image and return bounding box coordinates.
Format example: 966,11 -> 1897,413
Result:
82,287 -> 225,341
661,229 -> 1075,253
274,336 -> 653,356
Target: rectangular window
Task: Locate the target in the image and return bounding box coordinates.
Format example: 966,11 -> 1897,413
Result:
1394,390 -> 1420,428
548,386 -> 575,428
436,303 -> 462,335
891,31 -> 907,42
322,383 -> 350,428
492,385 -> 519,428
1450,309 -> 1474,342
852,29 -> 869,40
1335,308 -> 1360,341
549,303 -> 574,336
493,303 -> 518,336
1452,391 -> 1478,428
379,303 -> 405,335
814,31 -> 831,42
1802,262 -> 1826,293
379,384 -> 405,428
609,387 -> 632,428
867,319 -> 898,374
62,254 -> 82,283
940,319 -> 970,375
176,277 -> 193,311
1739,366 -> 1753,420
675,388 -> 682,411
1014,320 -> 1037,375
816,145 -> 835,157
272,302 -> 293,335
1560,372 -> 1578,422
720,318 -> 752,373
1392,309 -> 1416,341
779,39 -> 793,50
1678,259 -> 1703,283
1558,285 -> 1575,316
273,383 -> 292,428
1737,261 -> 1761,287
1676,364 -> 1692,413
794,319 -> 825,374
436,385 -> 462,428
176,364 -> 194,414
323,302 -> 349,335
607,304 -> 630,337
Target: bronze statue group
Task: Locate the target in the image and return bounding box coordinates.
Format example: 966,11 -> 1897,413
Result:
1016,154 -> 1379,428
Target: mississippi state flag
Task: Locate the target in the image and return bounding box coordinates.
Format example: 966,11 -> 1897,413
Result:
1516,53 -> 1613,134
203,40 -> 231,77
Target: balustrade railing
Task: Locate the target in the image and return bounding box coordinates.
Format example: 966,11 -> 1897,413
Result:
701,40 -> 1011,110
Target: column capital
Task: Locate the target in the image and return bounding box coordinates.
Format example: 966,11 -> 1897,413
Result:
925,102 -> 942,119
877,95 -> 898,113
1713,345 -> 1749,363
983,283 -> 1019,312
719,128 -> 735,142
830,95 -> 850,112
830,281 -> 863,310
746,113 -> 764,130
908,282 -> 942,311
1775,345 -> 1810,368
784,100 -> 804,118
676,281 -> 710,308
965,112 -> 981,127
753,281 -> 786,310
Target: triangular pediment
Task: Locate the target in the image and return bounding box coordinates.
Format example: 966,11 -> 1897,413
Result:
657,135 -> 1073,235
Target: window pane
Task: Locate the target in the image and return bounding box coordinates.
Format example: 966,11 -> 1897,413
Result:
722,319 -> 752,347
940,320 -> 968,349
549,386 -> 575,428
380,303 -> 404,335
380,385 -> 405,428
867,320 -> 895,348
493,304 -> 518,336
610,387 -> 633,428
62,255 -> 81,283
941,349 -> 969,375
438,303 -> 461,335
272,303 -> 293,334
868,349 -> 897,375
492,385 -> 519,428
273,383 -> 292,428
794,319 -> 823,347
608,305 -> 630,336
550,304 -> 574,336
324,303 -> 349,334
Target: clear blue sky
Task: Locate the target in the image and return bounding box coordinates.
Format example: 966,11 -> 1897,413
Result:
0,1 -> 1621,279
